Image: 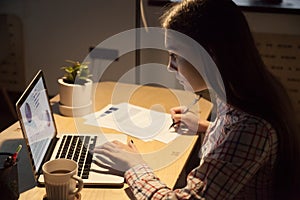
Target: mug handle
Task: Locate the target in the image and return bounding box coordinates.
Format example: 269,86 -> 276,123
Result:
70,175 -> 84,195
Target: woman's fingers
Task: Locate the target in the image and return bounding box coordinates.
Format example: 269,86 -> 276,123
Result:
172,113 -> 183,121
94,141 -> 117,154
93,140 -> 145,172
94,140 -> 138,157
170,106 -> 186,115
128,140 -> 139,152
171,106 -> 186,124
112,140 -> 137,152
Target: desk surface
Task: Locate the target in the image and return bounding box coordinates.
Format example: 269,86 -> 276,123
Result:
0,82 -> 213,200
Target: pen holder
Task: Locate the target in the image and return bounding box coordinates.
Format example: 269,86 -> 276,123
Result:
0,152 -> 19,200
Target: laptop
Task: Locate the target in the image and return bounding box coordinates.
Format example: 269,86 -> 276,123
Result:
15,70 -> 126,187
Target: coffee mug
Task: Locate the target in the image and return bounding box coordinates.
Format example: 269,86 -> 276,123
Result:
42,159 -> 83,200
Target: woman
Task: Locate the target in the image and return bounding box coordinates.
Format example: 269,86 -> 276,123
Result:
94,0 -> 300,199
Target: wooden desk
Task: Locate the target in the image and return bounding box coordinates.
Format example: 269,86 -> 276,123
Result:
0,82 -> 213,200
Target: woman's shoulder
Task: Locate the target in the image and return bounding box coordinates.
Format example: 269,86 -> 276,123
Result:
224,106 -> 277,139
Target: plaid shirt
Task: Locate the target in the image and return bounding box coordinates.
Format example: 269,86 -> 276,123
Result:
125,99 -> 278,200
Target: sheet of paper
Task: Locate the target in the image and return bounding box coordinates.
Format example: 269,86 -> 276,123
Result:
84,104 -> 120,130
83,103 -> 179,143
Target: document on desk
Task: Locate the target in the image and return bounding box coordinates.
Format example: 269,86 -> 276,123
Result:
83,103 -> 179,143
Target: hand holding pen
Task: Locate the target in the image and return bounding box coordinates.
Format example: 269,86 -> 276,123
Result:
169,95 -> 201,130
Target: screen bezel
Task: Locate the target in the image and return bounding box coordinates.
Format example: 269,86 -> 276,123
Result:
15,70 -> 58,179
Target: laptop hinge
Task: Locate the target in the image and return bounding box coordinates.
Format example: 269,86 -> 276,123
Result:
37,137 -> 59,174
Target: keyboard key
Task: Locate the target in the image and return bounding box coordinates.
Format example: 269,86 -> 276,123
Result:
54,135 -> 97,179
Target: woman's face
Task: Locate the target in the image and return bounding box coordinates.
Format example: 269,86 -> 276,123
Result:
165,31 -> 207,92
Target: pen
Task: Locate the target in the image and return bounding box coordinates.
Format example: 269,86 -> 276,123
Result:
169,95 -> 201,130
3,145 -> 22,168
12,144 -> 22,163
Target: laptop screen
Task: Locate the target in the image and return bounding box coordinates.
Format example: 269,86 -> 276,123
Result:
16,70 -> 56,172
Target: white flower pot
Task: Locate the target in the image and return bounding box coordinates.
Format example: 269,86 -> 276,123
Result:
59,101 -> 92,117
58,78 -> 93,116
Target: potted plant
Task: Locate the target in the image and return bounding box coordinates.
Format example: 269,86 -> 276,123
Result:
58,60 -> 93,117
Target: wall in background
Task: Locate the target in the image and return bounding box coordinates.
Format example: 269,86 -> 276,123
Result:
0,1 -> 299,125
0,0 -> 136,96
245,12 -> 300,125
139,3 -> 182,90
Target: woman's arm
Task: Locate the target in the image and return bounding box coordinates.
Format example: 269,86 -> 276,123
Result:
125,164 -> 206,200
124,118 -> 275,199
94,114 -> 274,199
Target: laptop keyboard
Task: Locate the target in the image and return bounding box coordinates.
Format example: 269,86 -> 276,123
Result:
55,135 -> 97,179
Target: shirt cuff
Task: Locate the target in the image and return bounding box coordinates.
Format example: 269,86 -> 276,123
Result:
125,163 -> 154,185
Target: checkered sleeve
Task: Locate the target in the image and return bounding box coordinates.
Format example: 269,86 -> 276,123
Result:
125,164 -> 206,200
125,164 -> 170,199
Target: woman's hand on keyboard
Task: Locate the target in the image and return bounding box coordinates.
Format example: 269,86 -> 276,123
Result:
93,140 -> 145,173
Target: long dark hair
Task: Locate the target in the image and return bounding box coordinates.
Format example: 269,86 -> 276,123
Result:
161,0 -> 300,198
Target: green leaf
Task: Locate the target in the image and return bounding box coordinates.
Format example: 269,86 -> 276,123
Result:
60,60 -> 92,84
